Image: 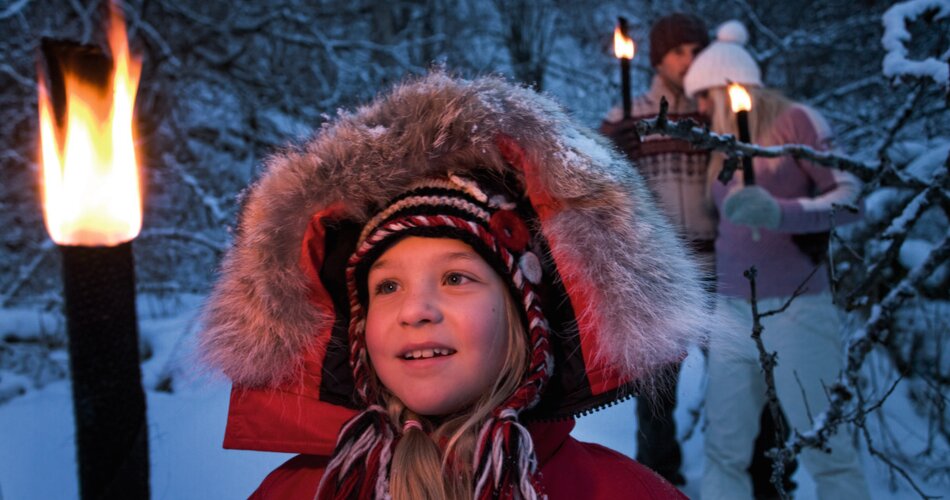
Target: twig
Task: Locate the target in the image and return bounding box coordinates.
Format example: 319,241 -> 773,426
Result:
163,155 -> 231,226
811,76 -> 884,106
794,371 -> 815,426
854,376 -> 938,499
872,83 -> 927,162
743,266 -> 791,500
0,0 -> 31,20
138,228 -> 228,254
759,266 -> 819,319
0,240 -> 55,308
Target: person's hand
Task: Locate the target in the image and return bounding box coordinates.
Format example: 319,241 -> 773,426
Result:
599,119 -> 641,160
722,186 -> 781,230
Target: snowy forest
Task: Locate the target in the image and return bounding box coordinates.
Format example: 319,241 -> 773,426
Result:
0,0 -> 948,498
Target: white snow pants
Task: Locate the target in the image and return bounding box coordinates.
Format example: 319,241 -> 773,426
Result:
702,293 -> 871,500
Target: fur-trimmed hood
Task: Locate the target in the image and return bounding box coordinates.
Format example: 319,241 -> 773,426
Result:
199,73 -> 710,453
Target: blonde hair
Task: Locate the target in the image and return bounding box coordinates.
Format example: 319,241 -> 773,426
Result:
369,290 -> 530,500
702,86 -> 792,204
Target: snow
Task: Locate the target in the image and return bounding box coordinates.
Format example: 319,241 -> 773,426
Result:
899,237 -> 950,287
905,139 -> 950,182
0,378 -> 291,499
0,307 -> 61,342
555,126 -> 619,180
0,300 -> 940,499
898,238 -> 935,269
864,187 -> 903,223
881,0 -> 950,87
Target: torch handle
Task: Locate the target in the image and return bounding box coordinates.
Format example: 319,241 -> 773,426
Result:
61,242 -> 149,499
736,110 -> 755,186
621,58 -> 632,119
736,110 -> 760,240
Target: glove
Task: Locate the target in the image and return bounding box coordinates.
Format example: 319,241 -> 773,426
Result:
599,118 -> 641,160
722,186 -> 781,230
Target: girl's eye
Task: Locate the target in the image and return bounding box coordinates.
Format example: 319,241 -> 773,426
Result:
444,272 -> 472,286
373,280 -> 399,295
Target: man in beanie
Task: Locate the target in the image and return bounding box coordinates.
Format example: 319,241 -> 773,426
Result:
601,11 -> 714,281
599,14 -> 797,496
599,13 -> 714,488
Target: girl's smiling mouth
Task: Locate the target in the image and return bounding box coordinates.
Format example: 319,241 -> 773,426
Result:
400,347 -> 457,360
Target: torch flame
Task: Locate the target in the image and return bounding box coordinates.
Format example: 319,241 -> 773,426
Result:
613,26 -> 635,60
38,1 -> 142,246
728,83 -> 752,113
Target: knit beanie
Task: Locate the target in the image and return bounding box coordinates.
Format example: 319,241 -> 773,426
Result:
319,174 -> 553,500
683,20 -> 763,98
649,12 -> 710,67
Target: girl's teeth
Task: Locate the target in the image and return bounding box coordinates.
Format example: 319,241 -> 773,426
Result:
403,348 -> 455,359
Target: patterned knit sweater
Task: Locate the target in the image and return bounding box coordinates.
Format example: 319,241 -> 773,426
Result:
712,104 -> 862,300
602,76 -> 716,246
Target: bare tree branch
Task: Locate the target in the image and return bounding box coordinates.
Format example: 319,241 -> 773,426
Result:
743,266 -> 792,500
0,240 -> 54,308
0,0 -> 32,20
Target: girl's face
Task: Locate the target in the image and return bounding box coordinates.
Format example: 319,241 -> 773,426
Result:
364,236 -> 510,416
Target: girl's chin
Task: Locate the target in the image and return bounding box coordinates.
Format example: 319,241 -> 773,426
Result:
400,394 -> 475,418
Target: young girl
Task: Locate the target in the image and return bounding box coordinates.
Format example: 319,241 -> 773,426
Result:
683,21 -> 871,499
200,73 -> 710,498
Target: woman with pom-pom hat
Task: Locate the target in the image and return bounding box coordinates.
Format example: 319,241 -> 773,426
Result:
685,20 -> 871,500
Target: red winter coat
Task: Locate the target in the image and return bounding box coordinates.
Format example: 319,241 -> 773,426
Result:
201,75 -> 710,500
250,420 -> 686,499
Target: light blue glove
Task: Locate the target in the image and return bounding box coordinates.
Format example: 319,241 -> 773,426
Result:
723,186 -> 781,230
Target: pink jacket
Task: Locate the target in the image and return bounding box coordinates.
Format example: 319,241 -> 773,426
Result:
712,104 -> 862,299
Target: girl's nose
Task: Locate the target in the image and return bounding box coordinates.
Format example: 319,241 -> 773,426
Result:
397,289 -> 443,327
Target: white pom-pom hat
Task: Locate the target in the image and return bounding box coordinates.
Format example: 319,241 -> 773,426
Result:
683,20 -> 763,98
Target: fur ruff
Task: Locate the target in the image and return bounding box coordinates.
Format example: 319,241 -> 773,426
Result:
199,72 -> 710,389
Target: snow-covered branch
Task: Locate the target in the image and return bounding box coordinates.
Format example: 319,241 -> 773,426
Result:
845,168 -> 949,308
0,62 -> 33,89
0,240 -> 54,308
636,97 -> 948,200
0,0 -> 31,20
163,157 -> 231,227
778,232 -> 950,497
636,98 -> 881,181
138,228 -> 228,254
882,0 -> 950,88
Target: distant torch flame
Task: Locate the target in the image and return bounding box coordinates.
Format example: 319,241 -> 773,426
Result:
728,83 -> 752,113
613,27 -> 635,60
39,2 -> 142,246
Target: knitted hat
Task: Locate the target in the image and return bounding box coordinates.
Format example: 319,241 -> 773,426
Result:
683,20 -> 762,98
325,175 -> 553,499
649,12 -> 710,67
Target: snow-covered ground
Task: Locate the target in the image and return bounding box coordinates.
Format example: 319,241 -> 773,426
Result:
0,295 -> 938,499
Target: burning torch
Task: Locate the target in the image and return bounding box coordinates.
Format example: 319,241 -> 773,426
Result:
728,82 -> 761,241
37,2 -> 149,498
613,17 -> 635,119
729,83 -> 754,185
